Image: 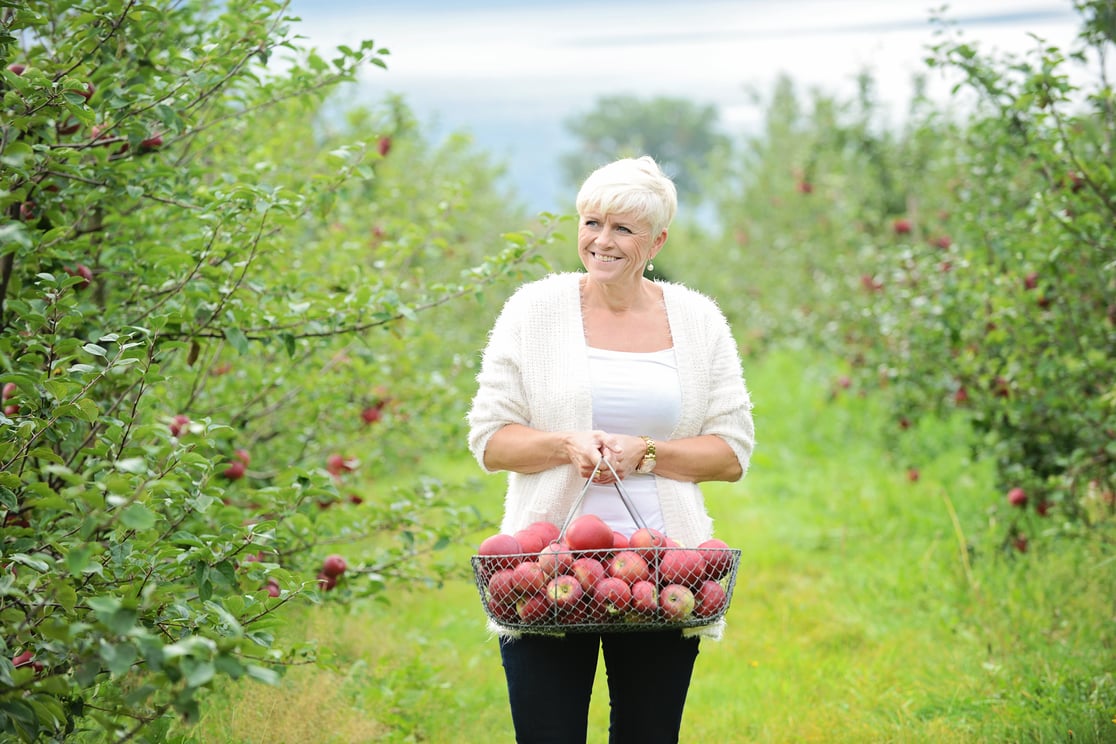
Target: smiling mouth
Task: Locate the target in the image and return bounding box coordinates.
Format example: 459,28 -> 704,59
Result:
591,252 -> 621,263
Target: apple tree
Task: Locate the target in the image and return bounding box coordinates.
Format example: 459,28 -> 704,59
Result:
0,0 -> 549,740
832,1 -> 1115,546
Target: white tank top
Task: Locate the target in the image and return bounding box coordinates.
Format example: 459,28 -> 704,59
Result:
580,346 -> 681,536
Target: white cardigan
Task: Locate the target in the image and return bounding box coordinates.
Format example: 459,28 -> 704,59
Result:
467,272 -> 755,549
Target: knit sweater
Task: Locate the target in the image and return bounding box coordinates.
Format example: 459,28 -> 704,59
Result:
467,272 -> 755,549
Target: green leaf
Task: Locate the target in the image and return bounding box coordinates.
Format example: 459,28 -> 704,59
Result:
224,326 -> 250,355
120,503 -> 156,530
245,664 -> 280,685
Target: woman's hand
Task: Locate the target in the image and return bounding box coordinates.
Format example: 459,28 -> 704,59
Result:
565,430 -> 624,483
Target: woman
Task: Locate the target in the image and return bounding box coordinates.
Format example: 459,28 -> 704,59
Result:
467,155 -> 755,743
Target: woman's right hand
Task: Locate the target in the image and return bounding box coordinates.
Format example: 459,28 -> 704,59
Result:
564,430 -> 623,483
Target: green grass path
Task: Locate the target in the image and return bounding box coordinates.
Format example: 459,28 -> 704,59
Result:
193,350 -> 1116,743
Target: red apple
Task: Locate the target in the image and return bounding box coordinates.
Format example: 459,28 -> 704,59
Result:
893,218 -> 912,235
360,405 -> 383,424
694,580 -> 728,618
1007,487 -> 1027,508
697,538 -> 734,581
607,550 -> 650,584
64,264 -> 93,290
513,528 -> 547,554
169,413 -> 190,437
545,574 -> 583,607
660,584 -> 695,621
593,576 -> 631,615
565,513 -> 614,552
612,531 -> 629,550
222,460 -> 246,480
526,520 -> 561,544
2,383 -> 16,401
234,448 -> 250,465
264,579 -> 281,597
377,135 -> 392,157
12,650 -> 33,668
487,568 -> 518,604
316,571 -> 337,591
1023,272 -> 1039,290
477,533 -> 522,572
139,133 -> 163,150
321,554 -> 347,578
569,556 -> 605,592
6,63 -> 26,76
326,453 -> 357,476
510,561 -> 547,597
1012,534 -> 1028,553
630,580 -> 659,615
19,201 -> 36,222
628,527 -> 667,562
659,549 -> 706,589
487,597 -> 519,623
537,541 -> 573,577
516,594 -> 551,623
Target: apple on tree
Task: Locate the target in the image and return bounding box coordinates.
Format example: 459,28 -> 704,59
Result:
321,554 -> 347,579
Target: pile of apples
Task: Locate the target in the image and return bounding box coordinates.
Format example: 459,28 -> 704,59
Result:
474,514 -> 737,627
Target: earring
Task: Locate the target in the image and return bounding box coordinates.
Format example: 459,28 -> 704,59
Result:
646,260 -> 654,273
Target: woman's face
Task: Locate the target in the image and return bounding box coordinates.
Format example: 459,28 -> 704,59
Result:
577,210 -> 666,285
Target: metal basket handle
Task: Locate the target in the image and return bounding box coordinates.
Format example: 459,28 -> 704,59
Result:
557,457 -> 651,540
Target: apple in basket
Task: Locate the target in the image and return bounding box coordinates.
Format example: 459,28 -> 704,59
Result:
538,541 -> 574,577
593,576 -> 632,615
487,568 -> 518,604
694,580 -> 728,618
607,550 -> 650,584
477,533 -> 522,572
517,594 -> 551,623
514,528 -> 548,554
510,561 -> 547,597
546,574 -> 584,607
698,538 -> 734,580
565,514 -> 615,552
570,556 -> 606,591
658,549 -> 707,589
628,527 -> 668,561
526,520 -> 561,544
630,580 -> 659,615
660,584 -> 696,621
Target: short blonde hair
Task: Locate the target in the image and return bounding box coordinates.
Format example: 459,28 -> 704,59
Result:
575,156 -> 678,236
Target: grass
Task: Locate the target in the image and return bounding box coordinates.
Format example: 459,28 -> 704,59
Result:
187,348 -> 1116,743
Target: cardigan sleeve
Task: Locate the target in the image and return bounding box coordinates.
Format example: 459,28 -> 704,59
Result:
466,286 -> 536,472
700,307 -> 755,478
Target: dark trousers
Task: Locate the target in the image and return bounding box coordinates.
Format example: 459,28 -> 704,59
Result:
498,630 -> 700,744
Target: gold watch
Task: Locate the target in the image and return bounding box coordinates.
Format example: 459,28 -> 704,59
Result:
636,436 -> 657,474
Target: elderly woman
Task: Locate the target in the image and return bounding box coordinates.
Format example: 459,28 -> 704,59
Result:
468,155 -> 755,743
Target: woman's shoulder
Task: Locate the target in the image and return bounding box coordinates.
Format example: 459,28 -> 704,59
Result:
504,272 -> 580,307
657,280 -> 726,319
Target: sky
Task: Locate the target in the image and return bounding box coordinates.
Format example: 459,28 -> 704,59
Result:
286,0 -> 1086,213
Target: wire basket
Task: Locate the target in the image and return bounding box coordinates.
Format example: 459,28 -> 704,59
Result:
470,459 -> 742,633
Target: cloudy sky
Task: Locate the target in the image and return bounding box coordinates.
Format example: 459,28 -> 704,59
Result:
287,0 -> 1085,212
